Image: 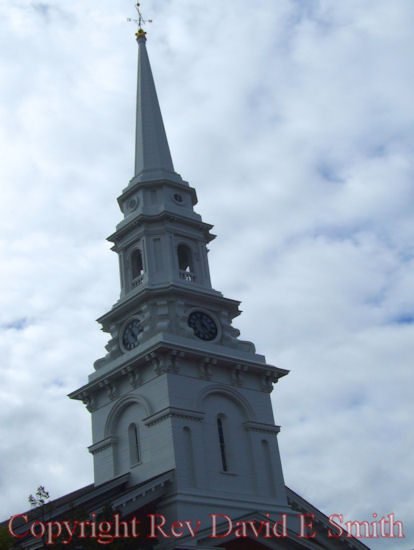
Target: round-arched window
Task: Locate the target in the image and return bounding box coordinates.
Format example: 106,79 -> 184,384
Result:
131,248 -> 144,288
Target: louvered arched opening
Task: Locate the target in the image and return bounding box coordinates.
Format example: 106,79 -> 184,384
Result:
131,248 -> 144,288
177,244 -> 195,282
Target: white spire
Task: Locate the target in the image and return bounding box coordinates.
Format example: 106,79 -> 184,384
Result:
132,33 -> 182,184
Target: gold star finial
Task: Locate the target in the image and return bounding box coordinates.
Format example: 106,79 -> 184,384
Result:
127,2 -> 153,38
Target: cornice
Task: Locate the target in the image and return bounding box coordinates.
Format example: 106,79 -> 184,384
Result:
69,339 -> 288,409
95,283 -> 237,326
108,210 -> 215,245
119,177 -> 194,201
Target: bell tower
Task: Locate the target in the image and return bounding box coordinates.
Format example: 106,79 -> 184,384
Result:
70,25 -> 292,530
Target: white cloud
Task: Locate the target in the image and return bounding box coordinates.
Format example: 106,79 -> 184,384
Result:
0,1 -> 413,547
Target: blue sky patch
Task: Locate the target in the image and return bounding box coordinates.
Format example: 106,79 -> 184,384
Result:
393,314 -> 414,325
316,161 -> 344,184
5,318 -> 28,331
32,3 -> 51,18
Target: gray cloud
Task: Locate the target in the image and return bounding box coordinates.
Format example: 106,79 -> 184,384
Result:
0,1 -> 413,547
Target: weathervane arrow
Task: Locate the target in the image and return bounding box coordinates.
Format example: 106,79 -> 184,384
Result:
127,2 -> 153,38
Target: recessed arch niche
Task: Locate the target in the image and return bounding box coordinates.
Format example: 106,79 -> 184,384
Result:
105,396 -> 151,476
198,386 -> 255,492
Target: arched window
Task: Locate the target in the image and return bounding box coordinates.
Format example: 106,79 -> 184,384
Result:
131,249 -> 144,287
261,439 -> 276,496
183,427 -> 196,487
177,244 -> 192,271
217,416 -> 228,472
128,423 -> 140,466
177,244 -> 195,282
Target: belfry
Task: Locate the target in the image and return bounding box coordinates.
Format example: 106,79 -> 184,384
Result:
4,9 -> 370,550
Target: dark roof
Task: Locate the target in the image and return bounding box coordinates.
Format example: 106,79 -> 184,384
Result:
286,485 -> 371,550
1,470 -> 172,532
2,478 -> 370,550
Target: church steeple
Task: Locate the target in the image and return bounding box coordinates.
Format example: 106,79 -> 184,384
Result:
62,17 -> 372,550
132,31 -> 182,184
70,16 -> 290,529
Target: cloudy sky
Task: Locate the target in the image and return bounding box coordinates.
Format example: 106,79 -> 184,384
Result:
1,0 -> 413,548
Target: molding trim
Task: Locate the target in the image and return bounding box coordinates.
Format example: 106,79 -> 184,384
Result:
244,421 -> 281,435
88,436 -> 117,455
196,383 -> 256,420
144,406 -> 205,427
104,394 -> 153,437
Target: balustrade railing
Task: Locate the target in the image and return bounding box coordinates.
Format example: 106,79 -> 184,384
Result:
179,270 -> 196,282
131,273 -> 144,288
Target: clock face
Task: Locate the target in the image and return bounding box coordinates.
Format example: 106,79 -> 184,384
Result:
122,319 -> 142,351
188,311 -> 218,341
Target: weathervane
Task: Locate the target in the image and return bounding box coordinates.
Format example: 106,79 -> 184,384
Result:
127,2 -> 152,38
